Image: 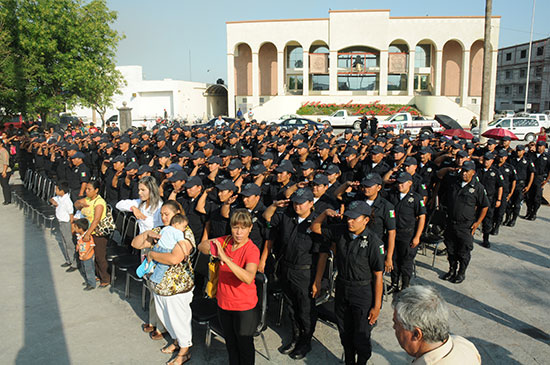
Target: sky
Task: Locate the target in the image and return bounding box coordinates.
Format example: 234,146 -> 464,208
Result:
107,0 -> 550,84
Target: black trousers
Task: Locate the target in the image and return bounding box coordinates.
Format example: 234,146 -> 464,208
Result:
444,223 -> 474,269
0,171 -> 11,204
335,281 -> 374,365
494,194 -> 509,228
280,266 -> 317,344
390,234 -> 417,285
507,182 -> 525,216
527,177 -> 545,215
217,306 -> 258,365
481,199 -> 496,234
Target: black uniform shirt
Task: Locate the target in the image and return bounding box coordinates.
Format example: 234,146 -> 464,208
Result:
69,163 -> 90,192
527,152 -> 550,178
509,157 -> 534,182
322,225 -> 384,282
497,163 -> 516,194
476,166 -> 503,200
387,190 -> 426,233
366,194 -> 396,243
443,175 -> 489,224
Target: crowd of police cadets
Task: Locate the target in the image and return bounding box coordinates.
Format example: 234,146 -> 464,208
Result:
7,118 -> 550,364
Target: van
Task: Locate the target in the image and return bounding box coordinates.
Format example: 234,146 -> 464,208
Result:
529,113 -> 550,129
488,117 -> 542,142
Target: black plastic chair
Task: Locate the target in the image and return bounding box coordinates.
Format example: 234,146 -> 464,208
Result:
110,215 -> 138,287
190,252 -> 218,327
205,272 -> 270,361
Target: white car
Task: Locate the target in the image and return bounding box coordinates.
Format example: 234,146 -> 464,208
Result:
472,117 -> 543,142
268,114 -> 300,124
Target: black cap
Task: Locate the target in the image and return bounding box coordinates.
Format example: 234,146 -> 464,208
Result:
496,149 -> 508,157
483,152 -> 495,160
137,165 -> 153,175
241,183 -> 261,196
302,160 -> 316,170
292,134 -> 305,141
290,188 -> 314,204
112,155 -> 126,163
361,173 -> 383,187
71,151 -> 85,159
227,159 -> 243,170
325,164 -> 340,175
296,142 -> 308,149
240,149 -> 252,157
261,152 -> 274,161
312,173 -> 329,186
120,136 -> 131,144
462,160 -> 476,171
125,162 -> 139,171
216,179 -> 237,192
344,201 -> 372,219
164,163 -> 183,174
183,176 -> 203,188
502,136 -> 512,141
275,161 -> 294,173
396,172 -> 413,183
191,151 -> 205,160
472,137 -> 480,143
317,143 -> 330,150
157,150 -> 171,158
403,157 -> 418,166
250,164 -> 267,176
457,150 -> 468,158
67,144 -> 79,151
207,156 -> 222,165
370,145 -> 384,155
344,128 -> 353,134
168,170 -> 188,182
516,144 -> 526,151
536,140 -> 547,146
419,146 -> 433,155
343,147 -> 358,157
487,139 -> 497,145
220,149 -> 232,158
203,143 -> 215,150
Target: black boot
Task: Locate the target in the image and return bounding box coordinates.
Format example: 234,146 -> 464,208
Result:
527,213 -> 537,221
280,325 -> 300,355
452,264 -> 466,284
481,233 -> 491,248
508,214 -> 518,227
441,262 -> 457,281
289,336 -> 312,360
490,223 -> 500,235
401,275 -> 411,290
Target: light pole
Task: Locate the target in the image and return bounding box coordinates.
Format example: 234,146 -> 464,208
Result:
479,0 -> 493,143
524,0 -> 536,113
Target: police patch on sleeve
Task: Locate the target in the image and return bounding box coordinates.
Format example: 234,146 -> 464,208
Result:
379,245 -> 385,255
420,200 -> 425,207
81,172 -> 86,177
389,210 -> 395,218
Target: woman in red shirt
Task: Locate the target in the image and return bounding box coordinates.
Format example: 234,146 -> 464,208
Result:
198,209 -> 260,365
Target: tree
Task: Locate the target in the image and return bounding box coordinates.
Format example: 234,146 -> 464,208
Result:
0,0 -> 123,126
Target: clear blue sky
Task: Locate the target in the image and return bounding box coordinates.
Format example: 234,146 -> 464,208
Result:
107,0 -> 550,84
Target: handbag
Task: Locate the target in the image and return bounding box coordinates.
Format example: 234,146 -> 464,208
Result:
95,205 -> 116,236
152,242 -> 195,296
205,236 -> 231,299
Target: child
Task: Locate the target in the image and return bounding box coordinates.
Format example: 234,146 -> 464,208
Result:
143,214 -> 189,284
49,182 -> 75,271
72,218 -> 96,291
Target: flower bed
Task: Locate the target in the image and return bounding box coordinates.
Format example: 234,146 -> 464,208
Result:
296,101 -> 421,116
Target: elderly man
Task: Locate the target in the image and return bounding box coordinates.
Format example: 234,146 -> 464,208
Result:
392,286 -> 481,364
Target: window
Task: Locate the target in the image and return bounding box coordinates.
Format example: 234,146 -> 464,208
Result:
520,50 -> 527,58
498,119 -> 511,128
513,118 -> 538,127
506,71 -> 511,79
520,69 -> 526,78
388,74 -> 407,91
506,53 -> 512,61
338,74 -> 378,91
311,75 -> 329,91
394,114 -> 407,122
287,46 -> 303,69
519,85 -> 524,94
535,83 -> 541,95
505,86 -> 510,94
415,45 -> 431,68
334,111 -> 345,117
535,66 -> 542,77
287,75 -> 303,92
537,47 -> 544,56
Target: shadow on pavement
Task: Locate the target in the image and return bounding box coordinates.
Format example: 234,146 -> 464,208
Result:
15,219 -> 70,365
495,242 -> 550,269
469,337 -> 523,364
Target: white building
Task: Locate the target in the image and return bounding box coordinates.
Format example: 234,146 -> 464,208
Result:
70,65 -> 228,126
226,9 -> 501,125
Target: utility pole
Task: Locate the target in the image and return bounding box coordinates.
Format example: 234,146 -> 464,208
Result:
479,0 -> 493,142
524,0 -> 536,112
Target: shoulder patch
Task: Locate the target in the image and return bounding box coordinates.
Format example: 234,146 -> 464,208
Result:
81,172 -> 86,177
379,245 -> 385,255
389,210 -> 395,218
420,200 -> 425,207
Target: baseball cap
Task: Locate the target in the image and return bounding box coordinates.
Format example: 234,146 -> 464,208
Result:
261,152 -> 274,161
370,145 -> 384,155
487,139 -> 497,145
250,164 -> 267,176
496,149 -> 508,157
483,152 -> 495,160
137,165 -> 153,175
216,179 -> 237,192
168,170 -> 188,182
240,149 -> 252,157
516,144 -> 526,151
290,188 -> 314,204
207,156 -> 223,165
275,161 -> 294,173
227,159 -> 243,170
461,160 -> 476,171
119,136 -> 131,144
71,151 -> 85,159
396,172 -> 413,183
418,146 -> 433,155
302,160 -> 316,170
502,136 -> 512,141
241,183 -> 261,197
157,150 -> 171,158
312,173 -> 329,186
164,163 -> 183,174
183,176 -> 203,188
403,157 -> 418,166
325,164 -> 340,175
457,150 -> 468,158
536,140 -> 547,146
361,173 -> 383,187
343,201 -> 372,219
125,162 -> 139,171
191,151 -> 205,160
112,155 -> 126,163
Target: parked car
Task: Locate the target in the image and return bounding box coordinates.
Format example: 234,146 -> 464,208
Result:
193,116 -> 237,129
268,114 -> 300,124
378,112 -> 443,135
471,117 -> 542,142
277,117 -> 325,130
320,109 -> 362,128
529,114 -> 550,129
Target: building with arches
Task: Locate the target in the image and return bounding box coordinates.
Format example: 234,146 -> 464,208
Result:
226,9 -> 500,125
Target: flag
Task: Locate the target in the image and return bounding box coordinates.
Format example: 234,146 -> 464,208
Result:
379,245 -> 385,255
389,210 -> 395,218
420,201 -> 425,207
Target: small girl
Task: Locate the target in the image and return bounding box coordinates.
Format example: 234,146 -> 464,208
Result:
72,218 -> 96,291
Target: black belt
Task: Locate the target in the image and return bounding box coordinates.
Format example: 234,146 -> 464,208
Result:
283,262 -> 312,270
336,277 -> 372,286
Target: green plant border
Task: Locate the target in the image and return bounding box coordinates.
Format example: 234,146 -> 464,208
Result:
296,101 -> 421,116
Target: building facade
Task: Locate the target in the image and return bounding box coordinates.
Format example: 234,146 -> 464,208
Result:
495,37 -> 550,113
226,9 -> 500,125
70,65 -> 228,126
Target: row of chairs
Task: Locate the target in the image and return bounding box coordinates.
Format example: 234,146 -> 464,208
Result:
12,169 -> 57,228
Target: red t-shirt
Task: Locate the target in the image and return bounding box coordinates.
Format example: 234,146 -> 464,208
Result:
210,235 -> 260,311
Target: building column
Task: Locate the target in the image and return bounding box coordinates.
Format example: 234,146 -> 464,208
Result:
460,50 -> 470,107
379,50 -> 388,96
277,51 -> 284,96
408,50 -> 415,96
435,49 -> 443,96
489,49 -> 498,120
302,51 -> 309,96
227,53 -> 235,117
329,50 -> 338,94
251,51 -> 260,107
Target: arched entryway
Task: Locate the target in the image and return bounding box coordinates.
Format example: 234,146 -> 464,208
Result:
259,42 -> 278,96
469,40 -> 484,97
204,84 -> 228,118
388,40 -> 410,92
442,40 -> 463,96
234,43 -> 252,96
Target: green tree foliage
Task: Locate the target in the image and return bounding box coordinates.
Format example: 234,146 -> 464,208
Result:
0,0 -> 123,125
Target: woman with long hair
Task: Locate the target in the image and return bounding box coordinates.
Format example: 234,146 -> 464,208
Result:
116,176 -> 163,233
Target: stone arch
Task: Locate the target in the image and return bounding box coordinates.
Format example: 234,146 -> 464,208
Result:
469,39 -> 484,97
442,40 -> 463,96
234,43 -> 252,96
258,42 -> 278,96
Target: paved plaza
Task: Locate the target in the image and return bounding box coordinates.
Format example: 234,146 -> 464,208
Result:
0,186 -> 549,364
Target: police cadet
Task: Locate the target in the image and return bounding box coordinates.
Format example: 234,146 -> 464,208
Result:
263,187 -> 322,360
476,152 -> 503,248
104,155 -> 125,206
68,151 -> 90,202
119,135 -> 137,164
492,149 -> 516,235
196,179 -> 238,239
386,172 -> 426,293
438,161 -> 489,284
505,145 -> 534,227
311,201 -> 384,365
525,140 -> 550,220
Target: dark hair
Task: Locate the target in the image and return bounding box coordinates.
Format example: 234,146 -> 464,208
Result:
87,179 -> 101,191
73,218 -> 89,231
57,181 -> 70,194
162,200 -> 183,214
170,213 -> 188,226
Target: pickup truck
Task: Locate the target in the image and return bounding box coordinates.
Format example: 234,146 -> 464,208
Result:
378,112 -> 443,135
320,110 -> 363,128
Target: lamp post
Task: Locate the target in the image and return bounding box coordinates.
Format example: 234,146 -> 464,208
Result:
524,0 -> 537,113
479,0 -> 493,142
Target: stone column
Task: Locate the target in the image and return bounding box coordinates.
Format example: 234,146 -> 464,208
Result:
329,50 -> 338,94
117,102 -> 132,132
251,51 -> 260,107
461,50 -> 470,107
277,51 -> 285,96
408,50 -> 416,96
435,49 -> 443,96
379,50 -> 388,96
488,49 -> 498,120
302,51 -> 309,96
227,53 -> 235,117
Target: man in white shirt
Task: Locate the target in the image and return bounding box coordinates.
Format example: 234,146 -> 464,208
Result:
50,182 -> 76,271
393,286 -> 481,365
